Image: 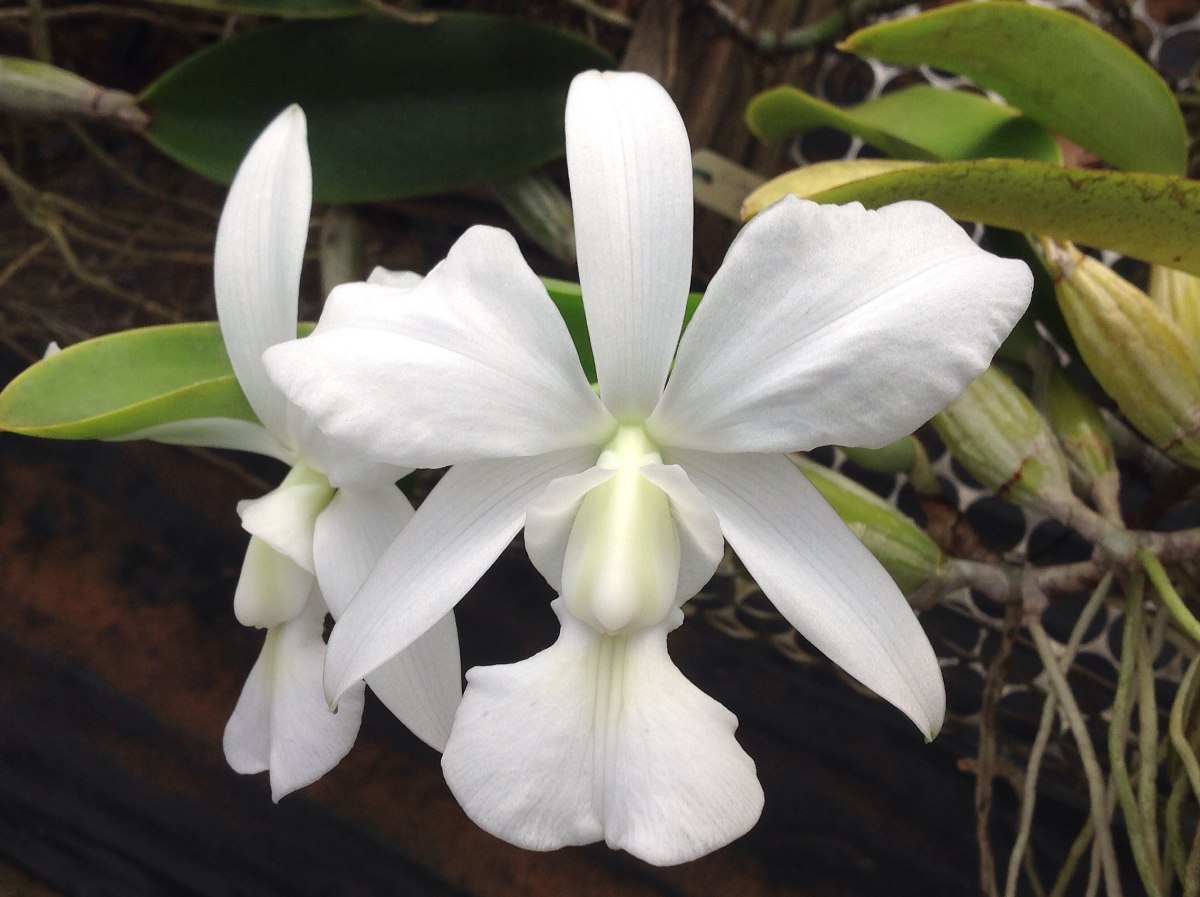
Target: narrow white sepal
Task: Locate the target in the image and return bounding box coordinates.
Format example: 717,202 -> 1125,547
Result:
323,447 -> 597,705
233,535 -> 314,628
118,417 -> 293,462
223,589 -> 366,801
567,71 -> 694,420
442,600 -> 763,866
650,197 -> 1033,453
670,448 -> 946,737
313,486 -> 462,750
214,105 -> 311,442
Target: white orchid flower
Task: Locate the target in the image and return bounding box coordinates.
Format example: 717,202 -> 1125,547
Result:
264,71 -> 1032,861
168,106 -> 461,800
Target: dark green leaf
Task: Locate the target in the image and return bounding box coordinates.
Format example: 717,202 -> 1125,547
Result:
140,14 -> 613,202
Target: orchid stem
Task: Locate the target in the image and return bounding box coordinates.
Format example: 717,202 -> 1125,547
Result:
1141,548 -> 1200,644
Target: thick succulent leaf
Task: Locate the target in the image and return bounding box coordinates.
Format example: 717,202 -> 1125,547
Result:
747,85 -> 1060,163
743,159 -> 1200,276
147,0 -> 364,17
140,14 -> 613,203
0,322 -> 315,440
841,3 -> 1187,175
542,278 -> 701,384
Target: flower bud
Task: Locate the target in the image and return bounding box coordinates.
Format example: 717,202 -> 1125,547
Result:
932,365 -> 1074,511
491,171 -> 575,263
1041,239 -> 1200,470
791,455 -> 941,594
1041,366 -> 1115,485
1148,264 -> 1200,347
0,56 -> 147,129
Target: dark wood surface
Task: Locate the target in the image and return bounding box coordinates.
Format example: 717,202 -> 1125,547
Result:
0,429 -> 1095,896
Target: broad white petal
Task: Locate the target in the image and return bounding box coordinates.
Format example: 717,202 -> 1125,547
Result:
265,226 -> 614,468
650,198 -> 1033,452
223,591 -> 366,801
669,448 -> 945,738
312,486 -> 460,751
442,601 -> 762,866
366,266 -> 423,288
233,535 -> 314,628
237,465 -> 333,574
567,71 -> 694,419
119,417 -> 293,462
324,447 -> 596,704
639,463 -> 724,603
523,465 -> 614,592
214,106 -> 310,442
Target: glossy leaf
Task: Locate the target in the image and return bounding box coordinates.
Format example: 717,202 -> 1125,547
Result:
747,84 -> 1060,163
744,158 -> 1200,275
0,324 -> 254,439
841,3 -> 1187,175
147,0 -> 363,16
140,14 -> 613,202
0,323 -> 316,440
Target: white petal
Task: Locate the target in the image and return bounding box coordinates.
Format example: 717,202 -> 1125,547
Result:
323,447 -> 596,704
638,464 -> 724,603
442,600 -> 763,866
312,486 -> 461,750
312,485 -> 415,618
286,404 -> 410,490
224,591 -> 366,801
649,198 -> 1033,452
118,417 -> 293,462
214,105 -> 310,442
669,448 -> 945,738
233,535 -> 314,628
237,465 -> 333,574
523,465 -> 615,593
367,614 -> 462,752
366,267 -> 423,289
265,226 -> 614,468
567,71 -> 694,419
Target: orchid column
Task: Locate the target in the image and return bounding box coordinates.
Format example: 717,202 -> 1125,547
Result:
266,71 -> 1032,862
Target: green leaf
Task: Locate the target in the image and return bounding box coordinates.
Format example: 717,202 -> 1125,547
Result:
146,0 -> 363,16
747,84 -> 1060,163
841,2 -> 1187,175
543,278 -> 702,384
744,158 -> 1200,275
139,14 -> 613,203
0,323 -> 257,439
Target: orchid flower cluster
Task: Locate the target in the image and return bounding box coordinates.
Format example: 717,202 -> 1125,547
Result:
209,70 -> 1031,864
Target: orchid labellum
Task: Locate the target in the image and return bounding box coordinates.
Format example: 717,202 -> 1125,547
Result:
266,72 -> 1032,861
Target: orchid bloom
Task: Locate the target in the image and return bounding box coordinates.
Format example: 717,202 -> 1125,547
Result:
265,71 -> 1032,861
163,106 -> 461,799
